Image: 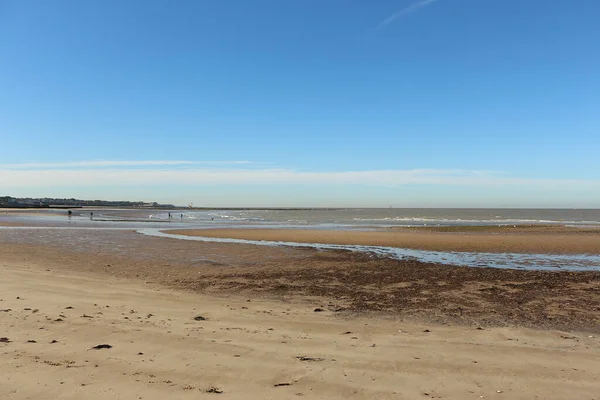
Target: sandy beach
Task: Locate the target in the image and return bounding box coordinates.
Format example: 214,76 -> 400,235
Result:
2,224 -> 600,399
168,227 -> 600,254
2,259 -> 600,400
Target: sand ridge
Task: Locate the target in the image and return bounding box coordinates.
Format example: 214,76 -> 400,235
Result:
167,227 -> 600,254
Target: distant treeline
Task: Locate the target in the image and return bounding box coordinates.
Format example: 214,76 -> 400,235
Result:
0,196 -> 174,209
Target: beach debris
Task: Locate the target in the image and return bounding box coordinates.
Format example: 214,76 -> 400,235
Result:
32,309 -> 39,313
296,356 -> 325,362
274,382 -> 292,387
54,318 -> 64,322
476,327 -> 484,330
314,308 -> 325,312
65,306 -> 74,309
560,335 -> 578,340
24,307 -> 32,311
50,340 -> 58,344
27,340 -> 37,343
0,309 -> 11,312
194,315 -> 208,321
341,331 -> 352,335
423,329 -> 431,333
146,313 -> 153,318
91,344 -> 113,350
138,352 -> 144,355
0,337 -> 10,343
206,386 -> 223,394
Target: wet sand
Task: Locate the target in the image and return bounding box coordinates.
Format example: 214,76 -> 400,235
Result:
0,209 -> 58,216
0,222 -> 25,226
168,227 -> 600,254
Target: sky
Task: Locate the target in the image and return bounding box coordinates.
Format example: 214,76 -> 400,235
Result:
1,0 -> 599,207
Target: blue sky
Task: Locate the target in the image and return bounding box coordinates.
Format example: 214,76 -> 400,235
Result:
1,0 -> 599,207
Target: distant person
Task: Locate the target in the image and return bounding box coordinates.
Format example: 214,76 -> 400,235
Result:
180,213 -> 183,219
90,212 -> 93,220
68,210 -> 72,217
168,212 -> 171,219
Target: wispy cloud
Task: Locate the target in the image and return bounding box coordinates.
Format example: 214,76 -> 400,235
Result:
377,0 -> 438,29
1,164 -> 599,190
0,160 -> 251,169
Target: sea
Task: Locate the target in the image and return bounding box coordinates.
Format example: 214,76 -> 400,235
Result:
143,208 -> 600,228
6,207 -> 600,229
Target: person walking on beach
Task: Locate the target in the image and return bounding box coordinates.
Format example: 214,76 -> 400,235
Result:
90,212 -> 93,220
168,212 -> 171,219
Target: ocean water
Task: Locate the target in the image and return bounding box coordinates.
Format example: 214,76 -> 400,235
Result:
144,208 -> 600,229
11,207 -> 599,230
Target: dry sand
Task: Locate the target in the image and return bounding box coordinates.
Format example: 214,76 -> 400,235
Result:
2,261 -> 600,400
168,227 -> 600,254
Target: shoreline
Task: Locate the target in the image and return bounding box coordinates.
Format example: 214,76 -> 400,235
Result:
166,227 -> 600,255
